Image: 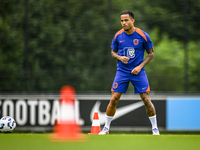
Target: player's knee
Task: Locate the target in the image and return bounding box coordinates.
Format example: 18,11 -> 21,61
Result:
141,95 -> 151,106
110,96 -> 119,106
142,98 -> 150,106
140,92 -> 150,102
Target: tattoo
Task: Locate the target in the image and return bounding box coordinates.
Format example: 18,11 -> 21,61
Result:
145,101 -> 156,116
111,49 -> 120,60
140,93 -> 156,116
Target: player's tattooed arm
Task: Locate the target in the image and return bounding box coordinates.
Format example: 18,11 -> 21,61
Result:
140,47 -> 154,68
131,47 -> 154,75
111,49 -> 130,64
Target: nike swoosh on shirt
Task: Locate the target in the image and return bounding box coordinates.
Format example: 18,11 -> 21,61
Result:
90,101 -> 144,125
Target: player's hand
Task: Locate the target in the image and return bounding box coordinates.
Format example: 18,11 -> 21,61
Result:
131,66 -> 142,75
119,56 -> 130,64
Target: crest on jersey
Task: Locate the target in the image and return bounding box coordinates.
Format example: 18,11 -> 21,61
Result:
123,47 -> 135,58
133,39 -> 139,45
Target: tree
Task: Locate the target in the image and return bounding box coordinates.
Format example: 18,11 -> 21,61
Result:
0,0 -> 200,92
0,0 -> 24,91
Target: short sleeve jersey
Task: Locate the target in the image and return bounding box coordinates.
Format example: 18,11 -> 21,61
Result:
111,27 -> 153,75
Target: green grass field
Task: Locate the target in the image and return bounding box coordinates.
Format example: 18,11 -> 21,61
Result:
1,133 -> 200,150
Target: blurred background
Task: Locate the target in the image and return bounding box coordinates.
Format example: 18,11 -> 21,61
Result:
0,0 -> 200,93
1,0 -> 200,133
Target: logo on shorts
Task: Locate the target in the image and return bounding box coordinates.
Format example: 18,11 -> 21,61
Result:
133,39 -> 139,45
113,82 -> 118,89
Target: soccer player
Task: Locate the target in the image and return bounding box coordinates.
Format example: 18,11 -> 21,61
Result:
99,10 -> 159,135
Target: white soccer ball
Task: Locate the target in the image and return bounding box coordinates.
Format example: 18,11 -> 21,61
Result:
0,116 -> 16,132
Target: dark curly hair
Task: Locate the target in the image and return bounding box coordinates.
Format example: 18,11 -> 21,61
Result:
120,10 -> 134,19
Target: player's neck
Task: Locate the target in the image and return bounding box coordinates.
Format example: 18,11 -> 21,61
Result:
124,27 -> 135,35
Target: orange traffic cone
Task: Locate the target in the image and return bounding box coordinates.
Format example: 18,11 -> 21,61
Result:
51,86 -> 84,141
88,112 -> 101,134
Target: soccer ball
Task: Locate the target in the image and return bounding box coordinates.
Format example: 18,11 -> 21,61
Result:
0,116 -> 16,132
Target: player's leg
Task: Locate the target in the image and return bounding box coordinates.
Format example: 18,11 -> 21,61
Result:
99,92 -> 122,135
140,92 -> 155,116
106,92 -> 122,116
99,72 -> 128,135
131,73 -> 159,135
140,92 -> 159,135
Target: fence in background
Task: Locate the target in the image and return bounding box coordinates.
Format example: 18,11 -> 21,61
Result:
0,93 -> 200,132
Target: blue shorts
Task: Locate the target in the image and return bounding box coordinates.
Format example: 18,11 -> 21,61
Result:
111,71 -> 150,94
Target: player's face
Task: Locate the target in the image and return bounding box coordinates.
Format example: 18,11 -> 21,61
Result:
120,14 -> 135,31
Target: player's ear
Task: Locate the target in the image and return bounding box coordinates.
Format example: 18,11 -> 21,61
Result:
132,19 -> 135,23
